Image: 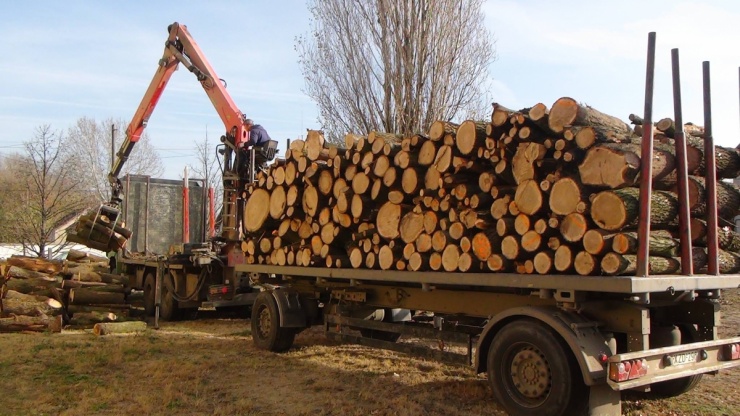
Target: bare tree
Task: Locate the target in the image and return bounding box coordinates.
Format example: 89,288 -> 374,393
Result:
0,153 -> 27,243
189,132 -> 223,236
296,0 -> 496,141
66,117 -> 164,201
5,126 -> 94,257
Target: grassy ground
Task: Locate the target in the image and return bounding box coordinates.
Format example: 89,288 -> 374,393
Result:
0,291 -> 739,415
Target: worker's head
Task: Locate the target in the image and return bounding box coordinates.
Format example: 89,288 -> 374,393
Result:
245,118 -> 254,130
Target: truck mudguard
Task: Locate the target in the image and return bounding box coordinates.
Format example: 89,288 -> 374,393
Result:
270,287 -> 310,328
475,305 -> 612,385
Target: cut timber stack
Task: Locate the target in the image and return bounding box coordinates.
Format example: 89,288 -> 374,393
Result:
0,253 -> 141,332
241,98 -> 740,277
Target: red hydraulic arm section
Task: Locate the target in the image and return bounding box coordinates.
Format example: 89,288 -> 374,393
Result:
109,22 -> 249,199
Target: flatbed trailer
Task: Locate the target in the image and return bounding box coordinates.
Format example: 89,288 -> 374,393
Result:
235,263 -> 740,415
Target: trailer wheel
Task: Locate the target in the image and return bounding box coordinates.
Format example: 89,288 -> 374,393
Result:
648,324 -> 703,398
143,272 -> 156,317
251,292 -> 295,352
160,276 -> 180,321
488,319 -> 587,416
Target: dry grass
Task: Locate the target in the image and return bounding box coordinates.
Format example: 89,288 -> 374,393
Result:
0,291 -> 738,415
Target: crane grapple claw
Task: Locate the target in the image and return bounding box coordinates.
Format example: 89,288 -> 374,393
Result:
66,205 -> 132,253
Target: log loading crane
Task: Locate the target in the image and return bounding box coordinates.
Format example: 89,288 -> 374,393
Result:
70,22 -> 276,320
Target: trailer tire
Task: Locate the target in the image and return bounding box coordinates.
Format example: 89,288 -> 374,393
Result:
160,276 -> 180,321
648,324 -> 703,398
487,319 -> 587,416
143,273 -> 156,317
251,292 -> 295,352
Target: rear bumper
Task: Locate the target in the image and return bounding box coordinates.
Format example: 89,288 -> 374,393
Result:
607,336 -> 740,390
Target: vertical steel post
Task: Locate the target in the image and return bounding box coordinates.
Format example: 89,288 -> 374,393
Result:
145,176 -> 150,252
250,147 -> 256,183
703,62 -> 719,275
671,49 -> 694,275
183,166 -> 190,244
637,32 -> 657,277
208,187 -> 216,239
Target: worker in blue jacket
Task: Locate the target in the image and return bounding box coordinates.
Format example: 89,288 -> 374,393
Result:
245,118 -> 272,146
238,119 -> 273,180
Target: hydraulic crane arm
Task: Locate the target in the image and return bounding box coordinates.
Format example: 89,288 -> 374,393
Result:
109,22 -> 250,204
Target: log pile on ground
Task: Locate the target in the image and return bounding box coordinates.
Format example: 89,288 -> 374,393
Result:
0,250 -> 142,332
241,97 -> 740,276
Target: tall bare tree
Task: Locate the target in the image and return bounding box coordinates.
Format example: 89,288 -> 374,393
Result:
296,0 -> 496,141
66,117 -> 164,201
189,132 -> 223,236
4,125 -> 94,257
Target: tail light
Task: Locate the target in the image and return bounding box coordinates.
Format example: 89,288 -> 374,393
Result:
609,358 -> 649,382
721,343 -> 740,361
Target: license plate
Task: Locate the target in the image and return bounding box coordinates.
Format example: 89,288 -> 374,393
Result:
668,351 -> 699,366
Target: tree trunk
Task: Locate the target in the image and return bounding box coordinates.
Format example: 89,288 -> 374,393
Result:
244,188 -> 272,232
0,314 -> 62,333
611,232 -> 679,257
581,229 -> 614,255
1,290 -> 62,317
455,120 -> 488,156
514,180 -> 543,215
548,97 -> 632,137
559,213 -> 588,243
7,256 -> 62,274
429,121 -> 459,142
574,251 -> 599,276
549,177 -> 586,216
69,289 -> 126,305
590,188 -> 678,231
533,250 -> 555,274
4,277 -> 59,297
601,253 -> 681,275
5,266 -> 51,280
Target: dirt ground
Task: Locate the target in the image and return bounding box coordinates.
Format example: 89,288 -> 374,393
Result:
0,291 -> 739,416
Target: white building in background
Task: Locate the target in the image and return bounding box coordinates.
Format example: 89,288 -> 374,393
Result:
0,244 -> 106,261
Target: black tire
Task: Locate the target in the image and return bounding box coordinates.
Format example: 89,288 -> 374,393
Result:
649,324 -> 703,398
159,276 -> 180,321
487,319 -> 588,416
251,292 -> 295,352
143,273 -> 156,317
359,328 -> 401,342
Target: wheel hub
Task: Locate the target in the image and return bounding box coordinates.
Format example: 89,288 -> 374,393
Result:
510,347 -> 551,399
258,307 -> 271,338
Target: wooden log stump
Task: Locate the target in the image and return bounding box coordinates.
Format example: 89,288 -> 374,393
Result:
93,321 -> 147,336
601,253 -> 681,276
548,97 -> 632,137
590,188 -> 678,231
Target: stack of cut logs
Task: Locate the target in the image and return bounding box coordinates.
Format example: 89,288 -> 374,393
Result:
241,96 -> 740,276
0,250 -> 141,333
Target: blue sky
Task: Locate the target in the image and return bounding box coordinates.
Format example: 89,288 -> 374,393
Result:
1,1 -> 739,179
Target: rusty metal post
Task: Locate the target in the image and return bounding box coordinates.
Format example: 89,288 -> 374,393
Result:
637,32 -> 657,277
703,61 -> 719,275
671,48 -> 694,275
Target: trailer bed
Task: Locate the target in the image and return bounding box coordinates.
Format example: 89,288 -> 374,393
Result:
236,264 -> 740,294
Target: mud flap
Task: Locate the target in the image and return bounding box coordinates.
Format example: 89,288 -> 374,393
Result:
271,288 -> 308,328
